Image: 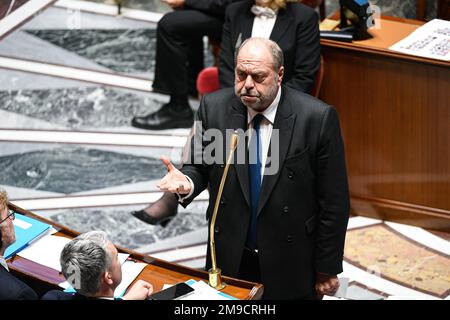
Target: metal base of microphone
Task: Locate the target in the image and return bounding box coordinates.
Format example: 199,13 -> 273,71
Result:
208,268 -> 226,290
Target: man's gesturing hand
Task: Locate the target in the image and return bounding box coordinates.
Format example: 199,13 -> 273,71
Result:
157,156 -> 191,195
315,273 -> 340,298
161,0 -> 185,9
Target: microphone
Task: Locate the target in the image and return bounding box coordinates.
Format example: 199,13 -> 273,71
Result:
208,131 -> 239,290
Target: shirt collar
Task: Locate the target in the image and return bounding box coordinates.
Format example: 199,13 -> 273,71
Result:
251,5 -> 278,19
0,256 -> 9,272
247,86 -> 281,125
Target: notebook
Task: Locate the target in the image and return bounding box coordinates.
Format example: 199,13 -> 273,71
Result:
4,213 -> 51,260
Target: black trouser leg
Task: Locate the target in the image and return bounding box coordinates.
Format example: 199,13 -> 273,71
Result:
152,10 -> 223,96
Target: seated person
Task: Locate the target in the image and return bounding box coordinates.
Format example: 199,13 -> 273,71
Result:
219,0 -> 321,93
0,190 -> 38,300
131,0 -> 321,226
131,0 -> 235,131
42,231 -> 153,300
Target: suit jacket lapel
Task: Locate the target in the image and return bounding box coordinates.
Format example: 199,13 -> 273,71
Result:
237,1 -> 255,46
241,13 -> 254,43
230,97 -> 251,207
270,8 -> 292,43
257,88 -> 295,215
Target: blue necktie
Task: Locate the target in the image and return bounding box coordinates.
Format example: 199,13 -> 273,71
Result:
247,114 -> 264,250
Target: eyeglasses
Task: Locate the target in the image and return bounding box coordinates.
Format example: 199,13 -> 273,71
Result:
0,210 -> 15,224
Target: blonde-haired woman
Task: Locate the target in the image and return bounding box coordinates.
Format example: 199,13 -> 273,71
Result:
219,0 -> 321,94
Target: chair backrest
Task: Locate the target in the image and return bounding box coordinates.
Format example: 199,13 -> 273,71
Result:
196,66 -> 220,98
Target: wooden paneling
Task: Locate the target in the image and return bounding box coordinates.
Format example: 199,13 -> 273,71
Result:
319,18 -> 450,232
438,0 -> 450,20
416,0 -> 427,20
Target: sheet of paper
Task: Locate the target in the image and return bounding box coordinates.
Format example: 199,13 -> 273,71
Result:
114,261 -> 147,298
390,19 -> 450,61
18,234 -> 71,271
118,253 -> 130,266
333,277 -> 349,298
322,295 -> 345,300
177,280 -> 235,300
319,18 -> 340,31
49,227 -> 59,235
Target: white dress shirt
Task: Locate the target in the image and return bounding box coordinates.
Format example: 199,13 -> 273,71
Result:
251,8 -> 278,38
247,87 -> 281,181
0,256 -> 9,271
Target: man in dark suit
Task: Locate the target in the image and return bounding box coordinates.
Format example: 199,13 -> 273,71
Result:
131,0 -> 236,130
0,191 -> 38,300
219,0 -> 321,94
157,38 -> 349,299
130,0 -> 322,226
42,231 -> 153,300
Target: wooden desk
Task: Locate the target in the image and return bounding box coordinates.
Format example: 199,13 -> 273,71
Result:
6,202 -> 263,300
319,17 -> 450,231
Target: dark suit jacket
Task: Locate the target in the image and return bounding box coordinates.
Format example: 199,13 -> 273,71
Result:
185,0 -> 237,18
0,265 -> 38,300
42,290 -> 89,300
219,0 -> 321,94
181,86 -> 349,299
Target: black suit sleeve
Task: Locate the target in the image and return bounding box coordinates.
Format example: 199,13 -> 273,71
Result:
17,285 -> 38,300
0,266 -> 38,300
218,6 -> 235,89
184,0 -> 234,17
315,107 -> 350,275
179,97 -> 211,206
285,9 -> 321,94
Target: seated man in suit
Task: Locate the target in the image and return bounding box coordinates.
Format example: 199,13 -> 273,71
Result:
158,38 -> 349,299
0,190 -> 38,300
42,231 -> 153,300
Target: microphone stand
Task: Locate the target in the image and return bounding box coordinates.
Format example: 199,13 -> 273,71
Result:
208,132 -> 239,290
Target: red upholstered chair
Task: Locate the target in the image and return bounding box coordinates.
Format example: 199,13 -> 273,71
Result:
196,66 -> 220,97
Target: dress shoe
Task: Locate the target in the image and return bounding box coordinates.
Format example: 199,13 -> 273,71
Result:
131,103 -> 193,130
131,208 -> 178,227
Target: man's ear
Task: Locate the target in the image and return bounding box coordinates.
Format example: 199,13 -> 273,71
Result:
104,271 -> 113,285
277,66 -> 284,85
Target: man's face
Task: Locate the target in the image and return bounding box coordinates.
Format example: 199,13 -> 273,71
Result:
106,241 -> 122,289
0,207 -> 16,254
235,42 -> 283,112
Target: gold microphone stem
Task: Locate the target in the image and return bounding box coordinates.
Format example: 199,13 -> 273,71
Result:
208,133 -> 239,289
